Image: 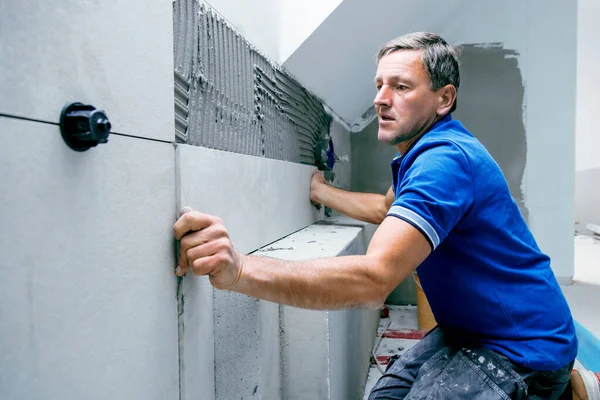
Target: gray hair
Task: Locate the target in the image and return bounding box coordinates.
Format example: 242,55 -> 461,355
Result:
377,32 -> 460,112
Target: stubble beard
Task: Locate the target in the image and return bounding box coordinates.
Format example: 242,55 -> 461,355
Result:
388,129 -> 422,146
382,115 -> 441,146
379,125 -> 421,146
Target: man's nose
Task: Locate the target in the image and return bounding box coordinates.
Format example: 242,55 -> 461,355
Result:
374,86 -> 392,107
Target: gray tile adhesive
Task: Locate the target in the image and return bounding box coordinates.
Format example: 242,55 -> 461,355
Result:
173,0 -> 332,165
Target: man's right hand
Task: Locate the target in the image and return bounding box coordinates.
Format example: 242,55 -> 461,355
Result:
310,170 -> 327,203
174,209 -> 244,290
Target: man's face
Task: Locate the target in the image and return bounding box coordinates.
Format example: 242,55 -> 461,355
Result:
374,50 -> 441,146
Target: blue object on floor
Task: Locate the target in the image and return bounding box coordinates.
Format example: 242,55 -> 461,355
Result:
574,320 -> 600,372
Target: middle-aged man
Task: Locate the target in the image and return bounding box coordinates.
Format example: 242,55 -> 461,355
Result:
174,32 -> 577,398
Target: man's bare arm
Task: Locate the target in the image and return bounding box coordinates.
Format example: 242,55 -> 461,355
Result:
310,171 -> 395,225
174,210 -> 431,310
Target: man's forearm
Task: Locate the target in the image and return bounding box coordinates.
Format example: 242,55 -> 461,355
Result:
313,184 -> 388,224
230,254 -> 389,310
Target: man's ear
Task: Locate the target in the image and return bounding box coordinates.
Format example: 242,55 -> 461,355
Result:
437,85 -> 457,115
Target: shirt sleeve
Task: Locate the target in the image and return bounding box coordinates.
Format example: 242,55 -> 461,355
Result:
387,141 -> 474,250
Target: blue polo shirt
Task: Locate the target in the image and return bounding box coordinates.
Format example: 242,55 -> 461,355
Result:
387,114 -> 577,370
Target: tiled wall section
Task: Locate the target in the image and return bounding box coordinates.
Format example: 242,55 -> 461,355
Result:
173,0 -> 332,164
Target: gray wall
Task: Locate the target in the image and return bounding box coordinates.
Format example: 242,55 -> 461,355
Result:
351,119 -> 397,196
350,120 -> 417,305
0,2 -> 179,399
575,0 -> 600,235
453,44 -> 528,221
576,0 -> 600,174
0,120 -> 180,400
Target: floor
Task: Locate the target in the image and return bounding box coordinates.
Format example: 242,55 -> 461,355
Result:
563,283 -> 600,339
363,306 -> 422,399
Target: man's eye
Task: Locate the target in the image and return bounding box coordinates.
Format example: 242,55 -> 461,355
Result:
397,85 -> 408,90
376,85 -> 382,90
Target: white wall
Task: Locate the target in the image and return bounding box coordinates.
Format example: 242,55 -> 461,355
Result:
523,1 -> 577,281
203,0 -> 342,64
278,0 -> 344,63
177,146 -> 320,400
0,0 -> 174,141
575,0 -> 600,232
577,0 -> 600,173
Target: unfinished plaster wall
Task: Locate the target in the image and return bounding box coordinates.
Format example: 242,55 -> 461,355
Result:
453,44 -> 528,221
575,0 -> 600,232
350,120 -> 396,197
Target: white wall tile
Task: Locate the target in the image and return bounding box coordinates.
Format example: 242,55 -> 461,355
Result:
177,144 -> 321,399
177,144 -> 321,254
0,117 -> 178,400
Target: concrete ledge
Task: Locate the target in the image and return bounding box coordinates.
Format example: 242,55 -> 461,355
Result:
253,217 -> 380,400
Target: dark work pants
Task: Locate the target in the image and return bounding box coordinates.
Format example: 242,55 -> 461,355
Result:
369,327 -> 574,399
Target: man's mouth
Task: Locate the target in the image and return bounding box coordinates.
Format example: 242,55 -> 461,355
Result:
380,114 -> 395,121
